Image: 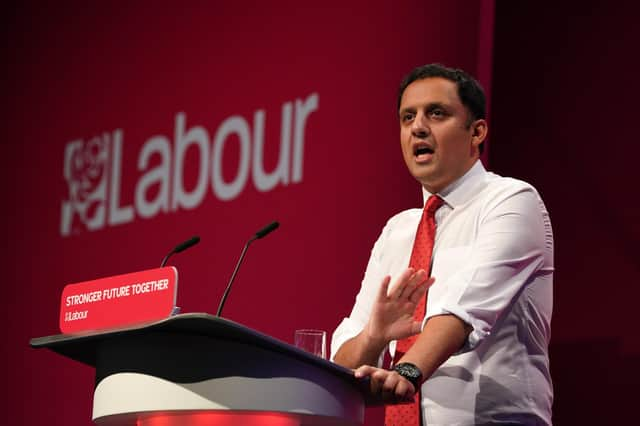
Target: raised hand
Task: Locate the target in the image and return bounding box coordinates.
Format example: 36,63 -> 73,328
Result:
364,268 -> 434,346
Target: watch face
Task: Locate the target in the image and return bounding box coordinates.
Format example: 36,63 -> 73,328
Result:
395,362 -> 422,386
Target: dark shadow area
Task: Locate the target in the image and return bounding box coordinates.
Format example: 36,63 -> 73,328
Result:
492,2 -> 640,423
550,340 -> 638,424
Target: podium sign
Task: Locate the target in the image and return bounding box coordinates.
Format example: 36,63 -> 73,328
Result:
59,267 -> 178,333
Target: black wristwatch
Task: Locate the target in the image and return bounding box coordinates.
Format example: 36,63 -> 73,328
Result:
393,362 -> 423,388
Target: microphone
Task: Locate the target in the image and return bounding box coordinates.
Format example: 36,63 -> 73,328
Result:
160,236 -> 200,267
216,221 -> 280,317
252,221 -> 280,240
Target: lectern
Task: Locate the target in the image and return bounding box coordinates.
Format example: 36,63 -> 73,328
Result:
30,313 -> 367,425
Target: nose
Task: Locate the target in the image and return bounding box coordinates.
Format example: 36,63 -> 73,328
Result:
411,112 -> 430,138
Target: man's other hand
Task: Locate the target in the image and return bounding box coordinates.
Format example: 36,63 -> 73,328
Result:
354,365 -> 417,404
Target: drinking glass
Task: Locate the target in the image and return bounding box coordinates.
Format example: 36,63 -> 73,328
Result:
294,329 -> 327,359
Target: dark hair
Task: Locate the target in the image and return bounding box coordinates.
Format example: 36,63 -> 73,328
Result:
397,63 -> 486,153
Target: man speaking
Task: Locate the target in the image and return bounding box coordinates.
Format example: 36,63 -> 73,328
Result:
331,64 -> 553,425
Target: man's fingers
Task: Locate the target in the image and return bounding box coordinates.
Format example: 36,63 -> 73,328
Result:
388,268 -> 415,299
380,372 -> 417,403
408,275 -> 435,303
406,269 -> 427,291
358,367 -> 391,395
354,365 -> 378,378
355,365 -> 384,394
375,275 -> 392,301
354,367 -> 419,404
394,379 -> 416,402
380,370 -> 402,399
398,269 -> 423,299
371,369 -> 392,394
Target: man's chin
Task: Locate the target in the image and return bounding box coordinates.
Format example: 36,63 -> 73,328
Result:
409,166 -> 436,184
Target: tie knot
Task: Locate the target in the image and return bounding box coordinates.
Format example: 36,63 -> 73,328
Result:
425,195 -> 444,216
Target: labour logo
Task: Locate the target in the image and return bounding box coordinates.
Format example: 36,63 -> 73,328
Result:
59,92 -> 319,237
60,134 -> 110,235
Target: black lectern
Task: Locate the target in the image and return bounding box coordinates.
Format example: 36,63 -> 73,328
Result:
30,313 -> 366,425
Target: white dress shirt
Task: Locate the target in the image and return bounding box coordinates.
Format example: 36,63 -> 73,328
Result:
331,161 -> 554,425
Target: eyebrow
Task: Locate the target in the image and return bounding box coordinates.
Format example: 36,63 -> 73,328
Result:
426,102 -> 448,110
398,102 -> 449,117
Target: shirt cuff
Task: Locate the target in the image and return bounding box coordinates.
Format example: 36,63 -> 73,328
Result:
330,318 -> 358,361
423,305 -> 490,354
330,317 -> 387,366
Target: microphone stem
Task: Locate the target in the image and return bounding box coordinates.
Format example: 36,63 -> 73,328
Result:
160,252 -> 172,268
216,237 -> 256,317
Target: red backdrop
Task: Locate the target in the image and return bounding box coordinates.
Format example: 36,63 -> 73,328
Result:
3,2 -> 493,425
491,1 -> 640,423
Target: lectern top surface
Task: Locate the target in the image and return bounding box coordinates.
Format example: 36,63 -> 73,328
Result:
31,313 -> 351,375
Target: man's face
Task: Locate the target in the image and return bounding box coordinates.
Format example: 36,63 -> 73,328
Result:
399,77 -> 485,194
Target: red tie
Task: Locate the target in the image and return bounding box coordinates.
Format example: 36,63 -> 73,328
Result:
384,195 -> 444,426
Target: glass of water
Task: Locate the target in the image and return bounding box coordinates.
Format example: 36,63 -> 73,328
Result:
294,329 -> 327,359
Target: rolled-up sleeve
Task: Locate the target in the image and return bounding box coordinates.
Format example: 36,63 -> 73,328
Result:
425,184 -> 553,353
330,220 -> 393,364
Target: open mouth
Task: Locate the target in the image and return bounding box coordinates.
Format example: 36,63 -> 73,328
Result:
413,143 -> 434,161
414,146 -> 434,156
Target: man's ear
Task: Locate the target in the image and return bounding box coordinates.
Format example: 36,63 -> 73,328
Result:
471,119 -> 488,149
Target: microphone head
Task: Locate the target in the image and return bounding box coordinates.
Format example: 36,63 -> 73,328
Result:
255,221 -> 279,239
174,236 -> 201,253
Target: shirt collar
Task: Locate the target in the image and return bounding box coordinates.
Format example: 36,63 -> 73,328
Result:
421,160 -> 487,208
